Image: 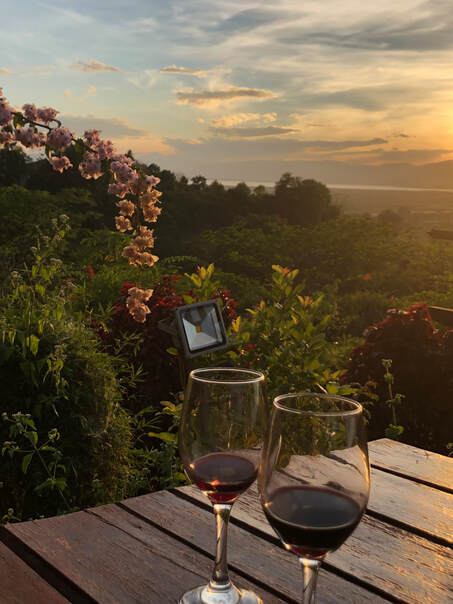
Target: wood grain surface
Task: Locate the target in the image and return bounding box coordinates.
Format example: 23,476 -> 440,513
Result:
178,480 -> 453,604
0,438 -> 451,604
368,439 -> 453,493
121,489 -> 388,604
5,506 -> 284,604
368,467 -> 453,545
0,539 -> 69,604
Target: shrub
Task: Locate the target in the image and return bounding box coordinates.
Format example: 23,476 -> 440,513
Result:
98,264 -> 238,413
226,265 -> 355,400
344,303 -> 453,453
0,221 -> 132,519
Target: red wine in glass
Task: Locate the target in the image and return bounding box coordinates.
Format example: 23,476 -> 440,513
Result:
263,485 -> 363,559
188,451 -> 258,504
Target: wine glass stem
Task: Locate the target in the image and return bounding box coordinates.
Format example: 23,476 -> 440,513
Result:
210,503 -> 232,588
299,558 -> 321,603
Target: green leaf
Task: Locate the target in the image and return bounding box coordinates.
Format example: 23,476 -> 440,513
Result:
338,386 -> 357,396
173,472 -> 187,483
25,431 -> 38,447
13,113 -> 25,128
325,382 -> 339,394
148,431 -> 177,443
166,347 -> 179,356
25,334 -> 40,357
385,424 -> 404,440
21,452 -> 33,474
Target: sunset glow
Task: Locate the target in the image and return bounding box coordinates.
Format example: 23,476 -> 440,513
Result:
2,0 -> 453,185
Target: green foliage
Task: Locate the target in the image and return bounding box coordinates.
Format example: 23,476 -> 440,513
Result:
225,265 -> 354,400
273,172 -> 340,226
381,359 -> 405,440
2,413 -> 69,509
0,222 -> 133,519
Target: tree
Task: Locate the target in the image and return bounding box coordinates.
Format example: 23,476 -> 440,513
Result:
274,172 -> 339,226
0,145 -> 28,186
377,208 -> 403,231
190,175 -> 207,190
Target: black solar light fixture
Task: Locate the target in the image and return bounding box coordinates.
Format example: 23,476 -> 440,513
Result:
159,300 -> 229,360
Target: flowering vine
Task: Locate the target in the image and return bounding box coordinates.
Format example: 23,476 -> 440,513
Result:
0,88 -> 162,322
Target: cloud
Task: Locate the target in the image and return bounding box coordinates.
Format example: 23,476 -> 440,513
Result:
41,3 -> 93,25
163,136 -> 388,162
373,148 -> 452,162
72,60 -> 122,73
201,112 -> 277,128
64,86 -> 97,102
394,133 -> 410,138
302,138 -> 387,151
211,8 -> 291,35
61,114 -> 144,138
0,68 -> 12,75
126,70 -> 156,90
302,84 -> 427,112
176,86 -> 276,107
276,2 -> 453,52
211,126 -> 298,138
32,65 -> 54,72
60,114 -> 174,156
160,65 -> 207,77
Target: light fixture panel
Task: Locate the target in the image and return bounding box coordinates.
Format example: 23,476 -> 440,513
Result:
174,300 -> 228,358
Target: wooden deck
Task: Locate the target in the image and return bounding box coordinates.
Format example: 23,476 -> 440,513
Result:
0,438 -> 452,603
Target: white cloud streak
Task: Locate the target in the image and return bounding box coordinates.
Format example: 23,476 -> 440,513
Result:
160,65 -> 208,77
72,60 -> 122,73
176,86 -> 276,107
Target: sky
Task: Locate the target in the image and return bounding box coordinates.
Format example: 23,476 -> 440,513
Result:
2,0 -> 453,186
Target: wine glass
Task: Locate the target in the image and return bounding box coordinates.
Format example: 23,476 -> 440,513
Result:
179,367 -> 267,604
259,393 -> 370,603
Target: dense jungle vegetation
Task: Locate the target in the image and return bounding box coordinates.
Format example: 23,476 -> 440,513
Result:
1,145 -> 452,521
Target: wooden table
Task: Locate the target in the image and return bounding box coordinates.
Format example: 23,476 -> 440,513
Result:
0,438 -> 452,603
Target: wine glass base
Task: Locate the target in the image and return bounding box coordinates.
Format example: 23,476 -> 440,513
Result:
179,582 -> 263,604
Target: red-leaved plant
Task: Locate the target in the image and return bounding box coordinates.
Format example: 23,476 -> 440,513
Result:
344,303 -> 453,453
99,271 -> 238,412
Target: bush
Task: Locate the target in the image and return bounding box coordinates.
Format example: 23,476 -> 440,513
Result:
98,265 -> 239,413
344,303 -> 453,453
0,221 -> 132,519
226,265 -> 354,400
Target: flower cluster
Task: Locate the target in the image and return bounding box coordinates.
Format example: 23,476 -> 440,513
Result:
0,89 -> 163,322
125,286 -> 154,323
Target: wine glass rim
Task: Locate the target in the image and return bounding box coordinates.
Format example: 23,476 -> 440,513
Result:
273,392 -> 363,416
189,367 -> 265,384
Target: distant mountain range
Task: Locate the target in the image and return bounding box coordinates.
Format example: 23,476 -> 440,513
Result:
153,154 -> 453,190
212,159 -> 453,190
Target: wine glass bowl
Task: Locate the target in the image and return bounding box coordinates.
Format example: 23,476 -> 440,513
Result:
259,393 -> 370,602
179,368 -> 267,604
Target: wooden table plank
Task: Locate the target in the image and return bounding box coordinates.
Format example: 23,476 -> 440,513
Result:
178,484 -> 453,604
368,439 -> 453,493
369,467 -> 453,546
4,506 -> 284,604
121,490 -> 388,604
0,539 -> 69,604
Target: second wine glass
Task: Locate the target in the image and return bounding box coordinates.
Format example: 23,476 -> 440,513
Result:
179,368 -> 267,604
259,393 -> 370,603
